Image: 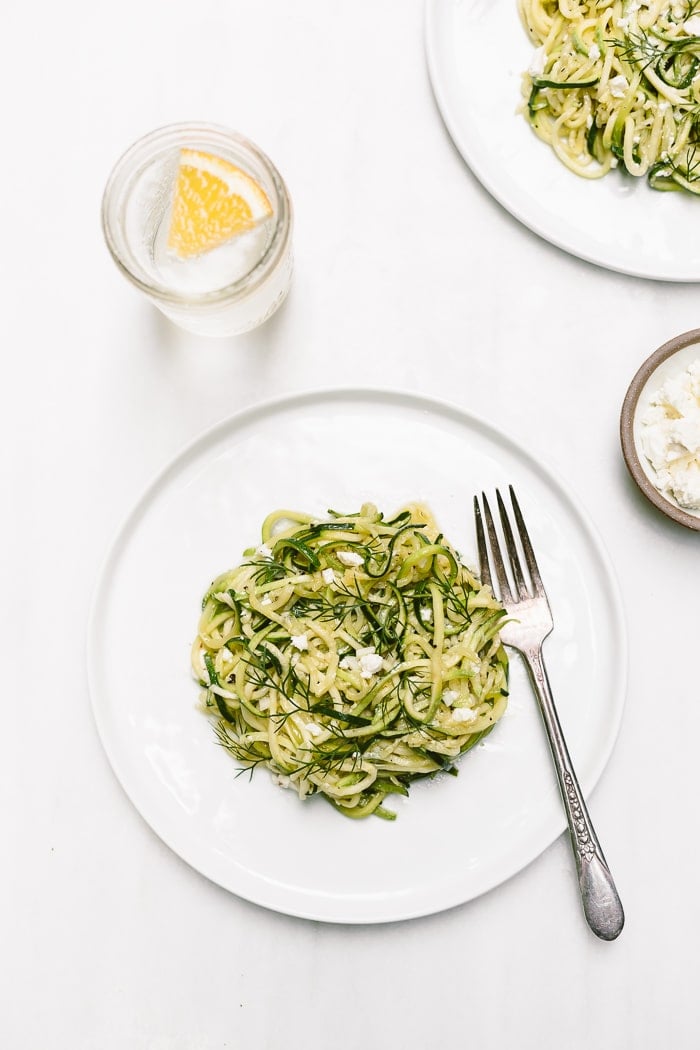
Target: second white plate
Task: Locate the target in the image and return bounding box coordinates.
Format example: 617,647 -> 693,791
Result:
87,389 -> 626,923
425,0 -> 700,282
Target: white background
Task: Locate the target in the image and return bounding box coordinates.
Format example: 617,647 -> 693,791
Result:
2,1 -> 699,1047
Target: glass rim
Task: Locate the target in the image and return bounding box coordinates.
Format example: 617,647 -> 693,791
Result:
101,121 -> 292,307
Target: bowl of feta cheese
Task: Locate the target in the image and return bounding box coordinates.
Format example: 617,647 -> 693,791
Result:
620,329 -> 700,532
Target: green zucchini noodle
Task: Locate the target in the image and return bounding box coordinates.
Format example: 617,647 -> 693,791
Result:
518,0 -> 700,193
191,503 -> 509,821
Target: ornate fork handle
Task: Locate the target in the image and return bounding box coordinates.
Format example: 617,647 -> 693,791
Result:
523,645 -> 625,941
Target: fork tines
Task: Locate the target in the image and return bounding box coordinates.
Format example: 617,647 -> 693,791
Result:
474,486 -> 544,603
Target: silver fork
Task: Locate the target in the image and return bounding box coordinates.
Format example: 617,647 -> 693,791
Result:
474,486 -> 624,941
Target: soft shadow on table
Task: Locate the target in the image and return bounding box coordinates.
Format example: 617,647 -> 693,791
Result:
141,282 -> 293,364
616,459 -> 699,550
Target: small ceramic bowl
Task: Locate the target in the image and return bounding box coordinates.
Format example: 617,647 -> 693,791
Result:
620,328 -> 700,532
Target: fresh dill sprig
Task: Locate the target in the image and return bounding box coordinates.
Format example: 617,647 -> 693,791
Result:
669,142 -> 700,183
612,30 -> 667,72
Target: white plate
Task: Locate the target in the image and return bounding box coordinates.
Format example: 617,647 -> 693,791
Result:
425,0 -> 700,282
87,389 -> 626,923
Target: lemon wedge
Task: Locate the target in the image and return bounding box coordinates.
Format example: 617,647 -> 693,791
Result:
167,149 -> 272,259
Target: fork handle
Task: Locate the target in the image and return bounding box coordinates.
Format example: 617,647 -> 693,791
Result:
523,647 -> 624,941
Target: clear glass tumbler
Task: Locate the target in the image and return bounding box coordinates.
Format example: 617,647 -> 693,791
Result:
101,123 -> 293,337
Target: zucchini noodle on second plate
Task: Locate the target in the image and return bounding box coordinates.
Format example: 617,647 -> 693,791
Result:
192,503 -> 509,821
518,0 -> 700,193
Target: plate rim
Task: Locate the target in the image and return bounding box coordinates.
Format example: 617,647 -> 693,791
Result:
87,385 -> 628,922
424,0 -> 700,284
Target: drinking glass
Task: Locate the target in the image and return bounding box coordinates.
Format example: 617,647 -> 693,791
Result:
102,122 -> 293,336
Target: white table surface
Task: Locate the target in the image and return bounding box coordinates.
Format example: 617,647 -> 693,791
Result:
3,1 -> 699,1046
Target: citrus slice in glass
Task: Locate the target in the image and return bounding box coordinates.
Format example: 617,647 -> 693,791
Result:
167,149 -> 273,259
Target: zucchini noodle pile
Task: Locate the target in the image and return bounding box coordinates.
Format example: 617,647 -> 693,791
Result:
518,0 -> 700,193
192,503 -> 509,820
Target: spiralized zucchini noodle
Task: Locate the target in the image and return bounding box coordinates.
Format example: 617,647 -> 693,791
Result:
518,0 -> 700,193
192,503 -> 509,821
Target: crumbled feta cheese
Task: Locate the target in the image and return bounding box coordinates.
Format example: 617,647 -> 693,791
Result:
291,634 -> 309,651
608,74 -> 629,98
321,567 -> 335,584
419,607 -> 432,621
339,655 -> 359,671
337,550 -> 364,567
668,460 -> 700,510
257,544 -> 273,559
452,707 -> 478,723
588,43 -> 601,61
273,773 -> 292,789
306,722 -> 323,737
261,594 -> 272,606
359,652 -> 384,679
615,17 -> 629,29
640,359 -> 700,511
529,45 -> 547,76
442,689 -> 459,707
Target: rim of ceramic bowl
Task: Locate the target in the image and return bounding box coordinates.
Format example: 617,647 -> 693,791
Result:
620,328 -> 700,532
